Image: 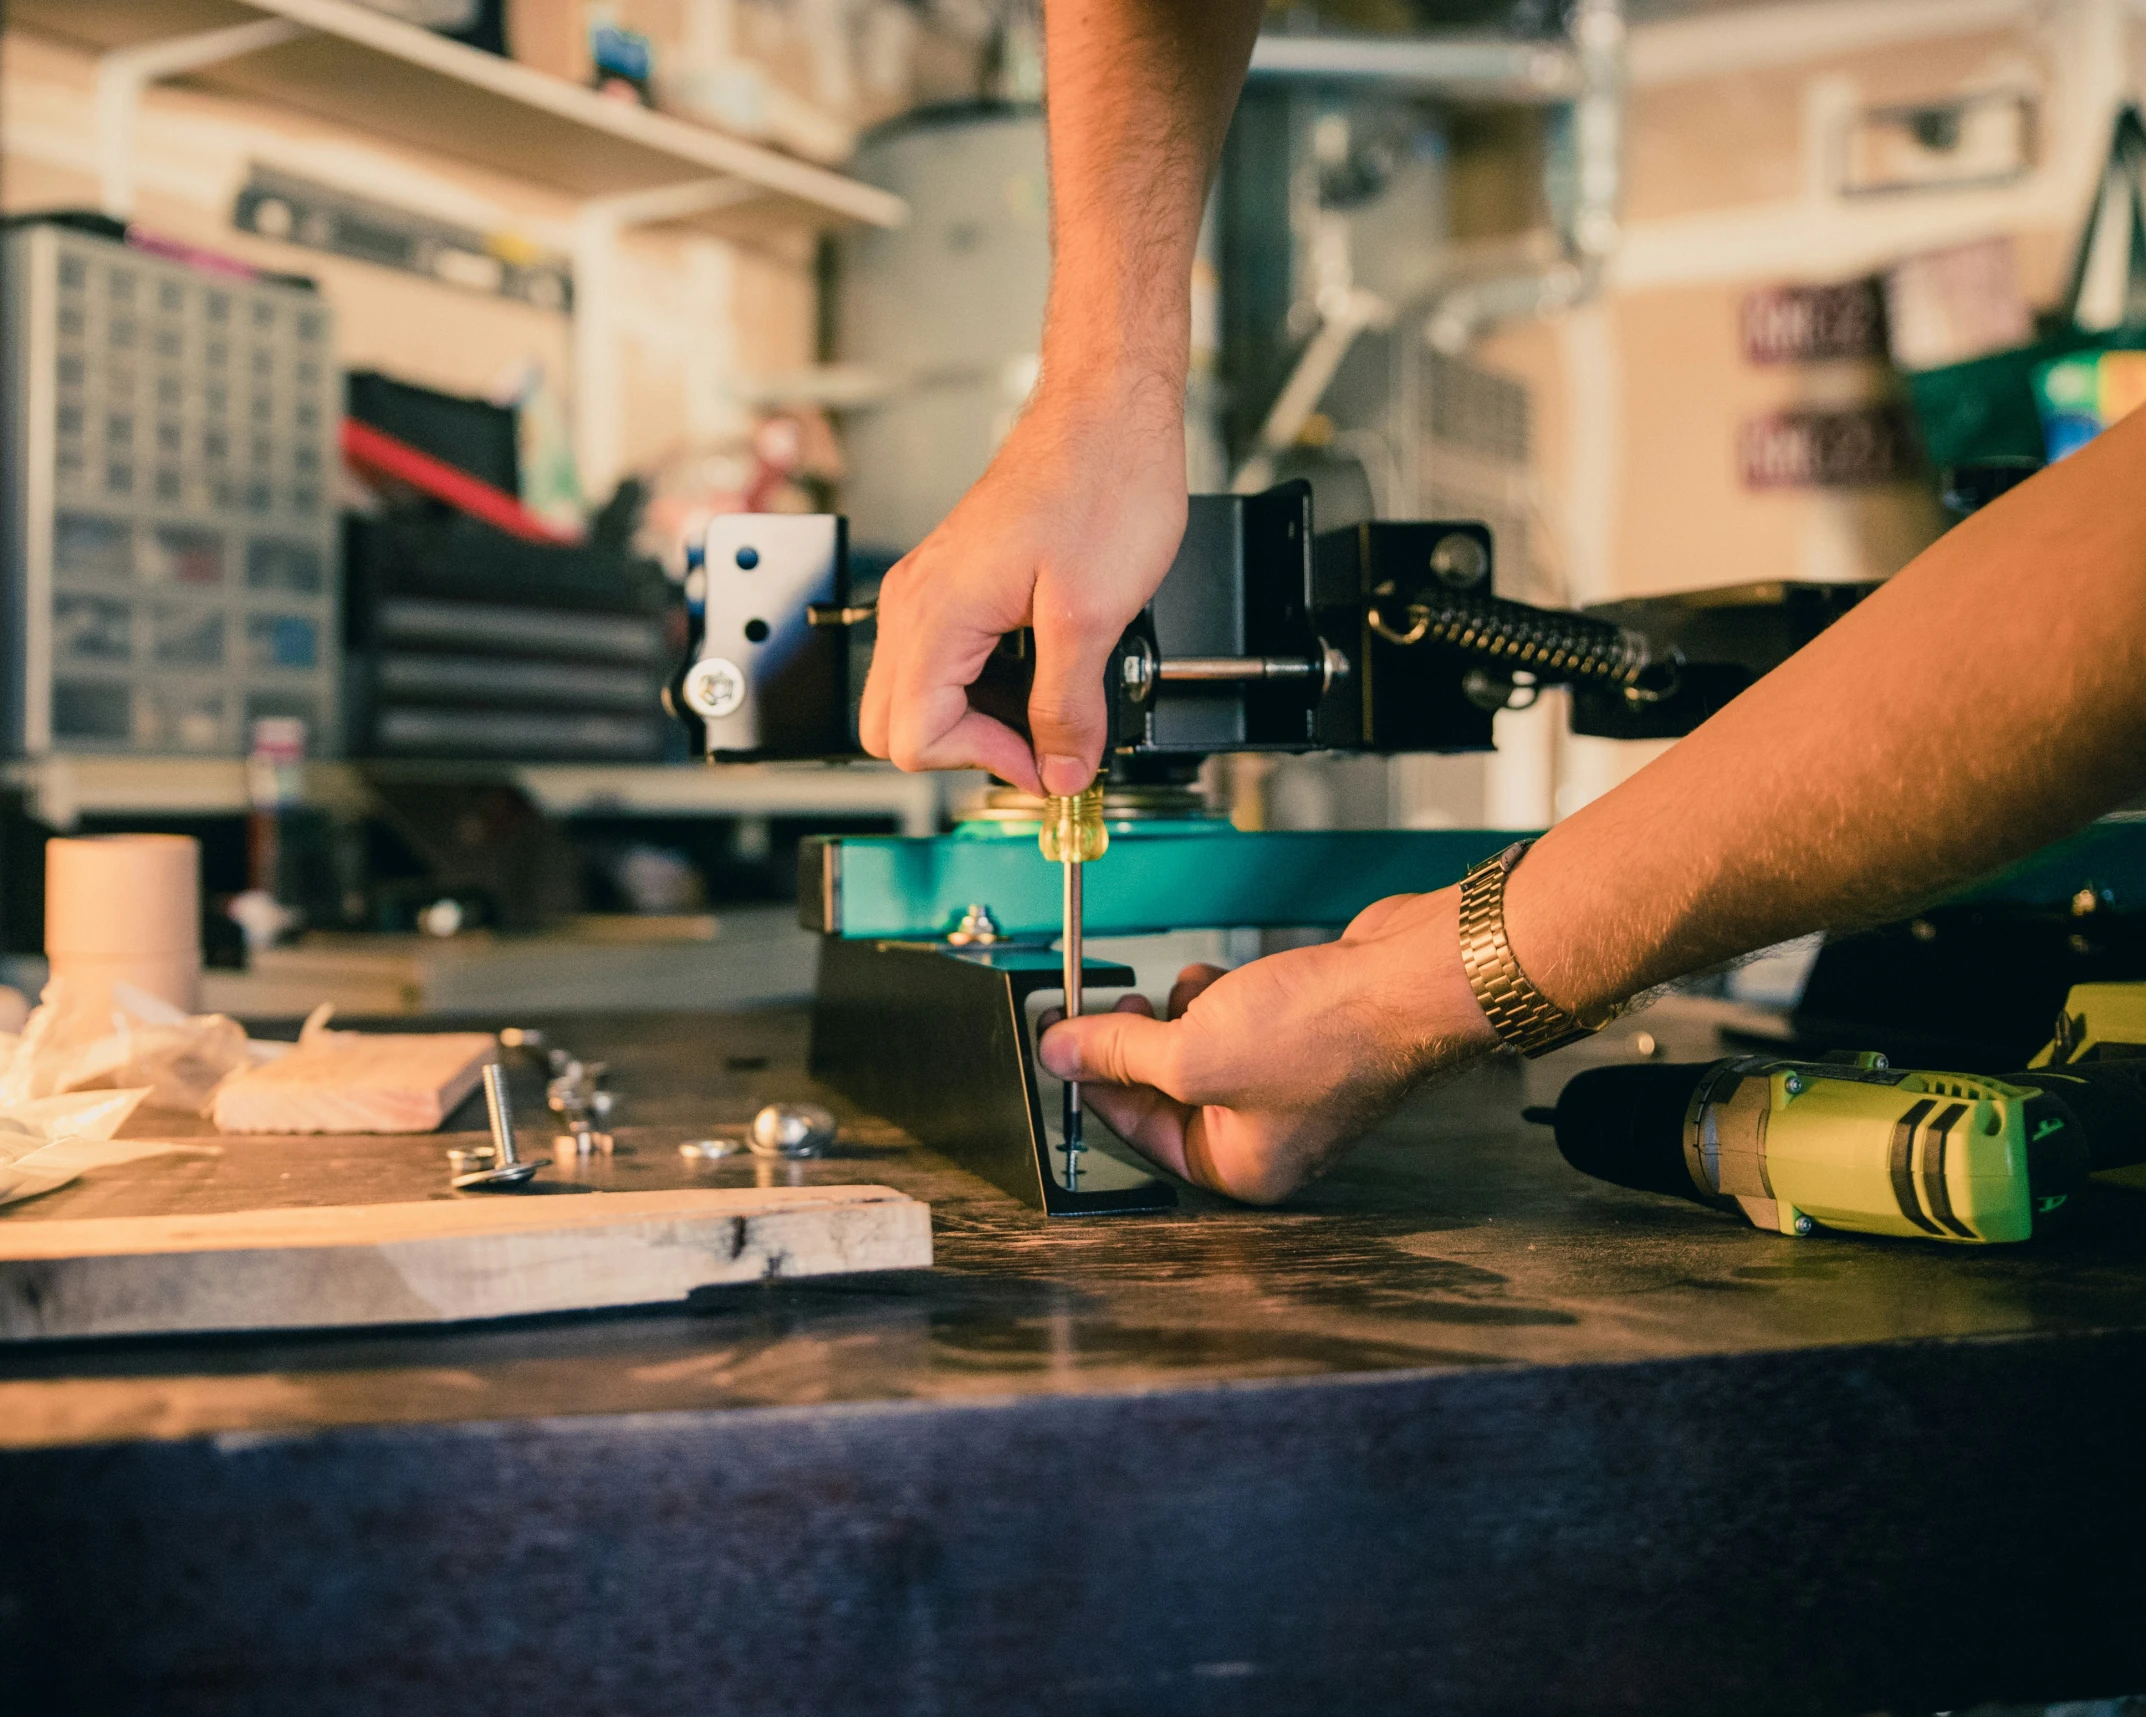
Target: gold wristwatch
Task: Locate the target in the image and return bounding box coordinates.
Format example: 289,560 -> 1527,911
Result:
1458,839 -> 1607,1057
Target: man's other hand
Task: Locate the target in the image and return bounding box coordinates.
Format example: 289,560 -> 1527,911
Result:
1036,887 -> 1500,1203
858,380 -> 1187,796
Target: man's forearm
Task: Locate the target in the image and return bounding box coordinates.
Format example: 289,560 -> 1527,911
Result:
1507,406 -> 2146,1017
1039,0 -> 1264,394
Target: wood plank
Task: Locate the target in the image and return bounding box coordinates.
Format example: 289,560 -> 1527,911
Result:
0,1186 -> 930,1339
210,1033 -> 497,1133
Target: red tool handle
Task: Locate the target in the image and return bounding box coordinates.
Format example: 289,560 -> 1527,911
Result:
340,417 -> 581,545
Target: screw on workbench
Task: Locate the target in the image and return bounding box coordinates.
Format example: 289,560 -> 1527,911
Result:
547,1058 -> 616,1157
947,903 -> 1002,946
453,1063 -> 546,1190
749,1102 -> 837,1158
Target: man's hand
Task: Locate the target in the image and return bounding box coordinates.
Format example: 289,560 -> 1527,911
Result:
858,380 -> 1186,795
856,0 -> 1264,793
1036,887 -> 1499,1203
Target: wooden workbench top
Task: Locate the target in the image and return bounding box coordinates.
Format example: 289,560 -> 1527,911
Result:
7,1000 -> 2146,1716
4,1000 -> 2144,1444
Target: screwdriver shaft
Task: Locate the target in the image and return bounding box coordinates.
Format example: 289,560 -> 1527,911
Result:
1062,853 -> 1083,1175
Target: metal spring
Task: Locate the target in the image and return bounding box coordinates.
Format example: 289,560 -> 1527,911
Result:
1367,588 -> 1664,693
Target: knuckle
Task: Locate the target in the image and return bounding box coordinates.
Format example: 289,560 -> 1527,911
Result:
1026,698 -> 1099,742
1150,1038 -> 1200,1102
886,731 -> 930,772
1091,1028 -> 1135,1088
1037,587 -> 1119,639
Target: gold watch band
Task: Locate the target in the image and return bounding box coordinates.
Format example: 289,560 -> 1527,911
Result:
1458,840 -> 1603,1058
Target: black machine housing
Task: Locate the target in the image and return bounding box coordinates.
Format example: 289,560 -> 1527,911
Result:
671,482 -> 1927,796
671,481 -> 1648,769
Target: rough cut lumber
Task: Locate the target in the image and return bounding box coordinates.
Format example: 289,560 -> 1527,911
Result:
211,1033 -> 498,1133
0,1186 -> 930,1341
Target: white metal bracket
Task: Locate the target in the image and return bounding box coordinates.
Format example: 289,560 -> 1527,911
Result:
95,17 -> 309,220
571,178 -> 757,500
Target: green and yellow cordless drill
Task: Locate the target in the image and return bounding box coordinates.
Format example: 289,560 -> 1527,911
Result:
1529,982 -> 2146,1244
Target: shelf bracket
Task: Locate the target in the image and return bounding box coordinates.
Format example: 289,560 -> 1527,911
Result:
96,17 -> 310,220
571,178 -> 758,502
4,759 -> 78,832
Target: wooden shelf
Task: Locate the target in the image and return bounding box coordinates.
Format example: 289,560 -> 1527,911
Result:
3,756 -> 945,835
11,0 -> 906,235
512,763 -> 943,835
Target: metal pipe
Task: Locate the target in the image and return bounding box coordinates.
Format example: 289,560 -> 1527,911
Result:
1246,32 -> 1582,101
1424,0 -> 1624,354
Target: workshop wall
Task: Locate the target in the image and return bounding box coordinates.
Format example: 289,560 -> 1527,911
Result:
1476,0 -> 2146,819
1485,4 -> 2114,608
0,25 -> 813,493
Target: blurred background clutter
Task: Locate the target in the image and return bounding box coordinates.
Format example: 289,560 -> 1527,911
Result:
5,0 -> 2144,1013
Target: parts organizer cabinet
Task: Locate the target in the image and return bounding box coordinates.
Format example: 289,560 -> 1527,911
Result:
2,223 -> 342,759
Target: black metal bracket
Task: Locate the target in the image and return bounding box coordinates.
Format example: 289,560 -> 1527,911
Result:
808,939 -> 1178,1216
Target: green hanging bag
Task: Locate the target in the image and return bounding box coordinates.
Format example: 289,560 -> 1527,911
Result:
1903,105 -> 2146,468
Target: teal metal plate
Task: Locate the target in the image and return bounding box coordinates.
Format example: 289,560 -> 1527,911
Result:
1957,814 -> 2146,909
804,814 -> 2146,942
808,827 -> 1524,940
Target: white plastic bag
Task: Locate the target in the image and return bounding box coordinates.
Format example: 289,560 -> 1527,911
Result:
0,978 -> 251,1114
0,1086 -> 169,1207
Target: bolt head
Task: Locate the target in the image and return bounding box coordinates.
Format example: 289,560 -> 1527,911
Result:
1783,1072 -> 1804,1095
683,656 -> 747,719
948,902 -> 1003,946
1429,532 -> 1489,591
1793,1213 -> 1815,1237
451,1155 -> 544,1191
1119,640 -> 1156,702
750,1102 -> 838,1158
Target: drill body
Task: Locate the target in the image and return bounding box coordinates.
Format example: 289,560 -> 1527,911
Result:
1539,984 -> 2146,1244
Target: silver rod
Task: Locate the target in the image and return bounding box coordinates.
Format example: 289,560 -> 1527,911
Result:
1158,655 -> 1321,682
1062,855 -> 1083,1177
805,603 -> 878,628
482,1063 -> 521,1165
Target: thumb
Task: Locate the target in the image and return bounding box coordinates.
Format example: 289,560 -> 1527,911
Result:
1039,1007 -> 1180,1092
1027,601 -> 1117,798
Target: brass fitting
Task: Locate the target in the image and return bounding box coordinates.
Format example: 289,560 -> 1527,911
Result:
1040,782 -> 1108,865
